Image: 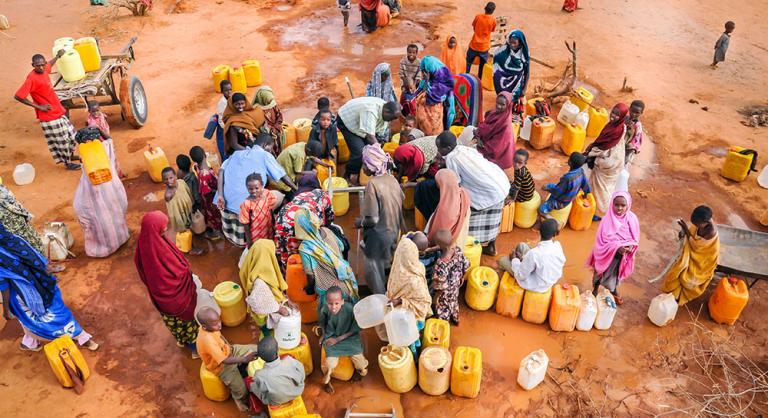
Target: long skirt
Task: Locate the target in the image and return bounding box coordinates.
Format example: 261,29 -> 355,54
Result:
40,116 -> 77,164
161,313 -> 199,345
468,201 -> 504,243
587,139 -> 626,216
416,96 -> 444,136
593,252 -> 621,294
361,8 -> 378,32
220,209 -> 246,247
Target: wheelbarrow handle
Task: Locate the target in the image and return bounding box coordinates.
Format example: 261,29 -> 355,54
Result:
121,37 -> 138,54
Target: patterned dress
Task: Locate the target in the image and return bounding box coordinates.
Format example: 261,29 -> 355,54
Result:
0,185 -> 44,253
196,166 -> 222,231
161,313 -> 199,345
274,190 -> 334,266
431,247 -> 470,322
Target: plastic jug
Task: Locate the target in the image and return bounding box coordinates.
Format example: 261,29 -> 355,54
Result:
246,357 -> 265,377
200,363 -> 230,401
449,125 -> 465,138
576,292 -> 597,331
211,64 -> 230,93
574,110 -> 590,130
721,146 -> 758,182
73,37 -> 101,72
228,66 -> 247,94
402,177 -> 415,210
52,37 -> 75,57
529,117 -> 555,150
481,63 -> 494,91
359,169 -> 371,186
383,308 -> 419,347
285,254 -> 314,302
517,349 -> 548,390
496,272 -> 525,318
450,346 -> 482,398
275,308 -> 302,349
568,191 -> 595,231
282,123 -> 297,147
241,59 -> 262,87
297,298 -> 318,324
293,118 -> 313,142
422,317 -> 450,348
525,97 -> 546,117
79,141 -> 112,185
44,335 -> 90,389
571,86 -> 594,112
549,283 -> 580,332
594,288 -> 617,330
560,123 -> 586,156
415,208 -> 427,231
321,347 -> 354,381
465,266 -> 499,311
353,294 -> 389,329
648,293 -> 678,327
144,145 -> 169,183
547,199 -> 573,229
586,106 -> 609,137
500,200 -> 515,233
615,169 -> 630,192
279,332 -> 313,375
267,396 -> 308,418
463,236 -> 482,271
556,100 -> 580,125
337,133 -> 350,163
316,158 -> 336,189
383,142 -> 399,158
13,163 -> 36,185
323,177 -> 350,217
213,281 -> 247,327
378,345 -> 417,393
58,49 -> 86,82
757,165 -> 768,189
522,287 -> 552,325
175,230 -> 192,253
708,277 -> 749,325
514,191 -> 541,229
419,346 -> 452,395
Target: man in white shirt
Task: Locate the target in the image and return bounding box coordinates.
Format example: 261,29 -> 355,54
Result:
498,219 -> 566,293
204,80 -> 233,161
436,130 -> 510,255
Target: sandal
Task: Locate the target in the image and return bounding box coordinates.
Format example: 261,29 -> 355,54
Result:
19,342 -> 42,352
83,340 -> 100,351
65,162 -> 81,170
47,263 -> 66,273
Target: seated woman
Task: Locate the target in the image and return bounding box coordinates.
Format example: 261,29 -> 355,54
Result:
475,92 -> 516,179
416,56 -> 456,135
387,238 -> 432,355
295,208 -> 358,303
223,92 -> 265,154
252,86 -> 284,157
134,211 -> 198,357
425,169 -> 470,247
492,30 -> 530,108
239,239 -> 291,335
1,223 -> 99,352
658,206 -> 720,305
393,135 -> 439,182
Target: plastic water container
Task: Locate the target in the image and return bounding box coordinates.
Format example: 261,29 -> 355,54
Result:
419,346 -> 452,396
549,283 -> 580,332
557,100 -> 580,125
13,163 -> 36,185
293,118 -> 313,142
279,332 -> 313,376
422,317 -> 450,348
383,308 -> 419,347
79,141 -> 112,185
282,123 -> 297,147
143,145 -> 169,183
757,165 -> 768,189
574,110 -> 590,130
323,177 -> 349,217
211,64 -> 230,92
297,298 -> 318,324
353,294 -> 389,329
52,37 -> 75,57
615,169 -> 630,192
58,49 -> 86,82
450,346 -> 483,398
73,37 -> 101,72
708,277 -> 749,325
213,281 -> 247,327
517,349 -> 548,390
241,59 -> 262,87
571,87 -> 594,112
525,97 -> 546,117
481,63 -> 494,91
383,142 -> 399,158
229,66 -> 247,94
721,146 -> 758,182
378,345 -> 417,393
520,116 -> 534,141
337,133 -> 350,163
530,117 -> 555,150
576,292 -> 597,331
586,106 -> 609,137
402,176 -> 415,210
315,158 -> 336,190
515,191 -> 541,229
496,272 -> 525,318
500,200 -> 515,233
44,335 -> 90,389
275,308 -> 302,349
594,288 -> 617,330
359,169 -> 371,186
175,230 -> 192,253
465,266 -> 499,311
568,191 -> 595,231
246,357 -> 265,377
321,347 -> 354,381
415,208 -> 427,231
285,254 -> 314,303
561,123 -> 586,156
200,363 -> 230,401
449,125 -> 465,138
548,199 -> 573,229
267,396 -> 308,418
463,236 -> 482,271
648,293 -> 678,327
522,287 -> 553,325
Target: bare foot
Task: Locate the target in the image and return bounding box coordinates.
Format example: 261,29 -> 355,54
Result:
234,398 -> 249,412
613,293 -> 624,305
189,247 -> 206,256
324,382 -> 335,394
47,264 -> 66,274
352,371 -> 363,382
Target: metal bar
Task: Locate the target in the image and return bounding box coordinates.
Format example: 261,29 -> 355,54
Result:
333,186 -> 366,193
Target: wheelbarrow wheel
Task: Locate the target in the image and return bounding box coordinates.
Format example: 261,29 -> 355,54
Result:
120,75 -> 148,128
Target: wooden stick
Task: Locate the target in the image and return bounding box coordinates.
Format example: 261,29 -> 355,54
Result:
530,56 -> 554,69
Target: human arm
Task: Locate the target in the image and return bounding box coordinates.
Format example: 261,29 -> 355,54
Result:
216,168 -> 226,210
14,95 -> 52,112
222,350 -> 257,365
227,128 -> 245,151
325,331 -> 355,347
1,288 -> 11,320
49,49 -> 65,67
280,175 -> 298,192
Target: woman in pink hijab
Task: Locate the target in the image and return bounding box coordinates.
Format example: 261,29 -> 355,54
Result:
587,191 -> 640,305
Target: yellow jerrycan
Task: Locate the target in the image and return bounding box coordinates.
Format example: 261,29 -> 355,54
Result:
282,123 -> 298,147
323,177 -> 350,217
514,191 -> 541,228
293,118 -> 313,142
500,200 -> 515,233
144,145 -> 169,183
522,287 -> 553,325
213,281 -> 247,327
378,345 -> 417,393
721,146 -> 758,182
422,317 -> 450,348
337,132 -> 350,163
175,230 -> 192,253
279,332 -> 313,375
44,335 -> 90,389
241,59 -> 262,87
199,363 -> 230,401
561,123 -> 586,156
525,97 -> 546,117
73,37 -> 101,72
79,140 -> 112,185
211,64 -> 230,93
571,86 -> 594,112
496,272 -> 525,318
549,283 -> 581,332
58,49 -> 86,82
229,66 -> 248,94
450,346 -> 482,398
402,177 -> 415,210
321,347 -> 354,381
463,236 -> 482,271
586,106 -> 608,137
268,396 -> 308,418
547,198 -> 573,229
465,266 -> 499,311
316,159 -> 336,188
481,61 -> 494,91
419,346 -> 452,395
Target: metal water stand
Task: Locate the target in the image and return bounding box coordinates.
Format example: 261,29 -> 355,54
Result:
344,404 -> 397,418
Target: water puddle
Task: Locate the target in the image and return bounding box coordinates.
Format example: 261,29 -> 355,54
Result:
381,42 -> 424,56
726,212 -> 749,229
274,4 -> 292,11
628,133 -> 657,181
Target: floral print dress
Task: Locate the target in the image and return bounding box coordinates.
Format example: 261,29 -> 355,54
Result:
431,247 -> 469,323
195,166 -> 222,231
273,190 -> 334,266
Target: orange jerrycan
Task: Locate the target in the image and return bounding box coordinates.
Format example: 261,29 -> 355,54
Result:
175,230 -> 192,253
526,97 -> 546,117
721,146 -> 758,182
500,200 -> 515,233
451,346 -> 482,398
44,335 -> 90,390
316,159 -> 336,190
529,117 -> 555,150
465,266 -> 499,311
211,64 -> 230,93
522,287 -> 553,325
297,297 -> 319,324
200,363 -> 230,401
241,59 -> 262,87
549,283 -> 580,332
560,123 -> 586,156
286,254 -> 314,303
496,272 -> 525,318
422,317 -> 450,348
568,191 -> 595,231
708,277 -> 749,325
419,346 -> 452,395
79,140 -> 112,185
279,332 -> 313,375
293,118 -> 313,142
143,145 -> 169,183
282,123 -> 298,147
268,396 -> 308,418
321,347 -> 354,381
383,142 -> 399,158
415,208 -> 427,231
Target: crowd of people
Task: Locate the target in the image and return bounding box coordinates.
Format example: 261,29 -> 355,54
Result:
2,1 -> 731,415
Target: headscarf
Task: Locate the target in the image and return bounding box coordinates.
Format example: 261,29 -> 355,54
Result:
427,169 -> 471,245
74,126 -> 102,143
586,191 -> 640,282
0,184 -> 33,222
297,172 -> 321,194
239,239 -> 288,302
493,30 -> 530,101
475,91 -> 516,169
365,63 -> 397,104
0,222 -> 56,315
359,0 -> 379,11
223,93 -> 265,134
252,86 -> 277,110
393,144 -> 424,181
439,34 -> 465,76
386,238 -> 432,321
590,103 -> 629,151
134,211 -> 197,321
418,56 -> 456,126
362,144 -> 391,176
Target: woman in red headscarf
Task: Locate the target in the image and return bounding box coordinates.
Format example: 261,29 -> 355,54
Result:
475,92 -> 516,179
585,103 -> 629,218
134,211 -> 199,356
393,135 -> 440,182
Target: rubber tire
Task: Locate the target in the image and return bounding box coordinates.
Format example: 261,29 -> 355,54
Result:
120,75 -> 148,128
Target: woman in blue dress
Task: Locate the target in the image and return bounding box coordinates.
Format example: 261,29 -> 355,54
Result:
493,30 -> 530,110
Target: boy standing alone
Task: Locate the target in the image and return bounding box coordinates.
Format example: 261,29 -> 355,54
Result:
465,2 -> 497,80
711,21 -> 735,69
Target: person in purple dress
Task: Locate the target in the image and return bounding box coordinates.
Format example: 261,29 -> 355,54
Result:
415,56 -> 456,135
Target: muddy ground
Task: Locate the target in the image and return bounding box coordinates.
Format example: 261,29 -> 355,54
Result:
0,0 -> 766,416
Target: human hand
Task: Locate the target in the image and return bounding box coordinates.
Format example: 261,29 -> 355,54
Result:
244,351 -> 258,361
325,337 -> 338,347
57,49 -> 65,58
217,195 -> 226,210
37,104 -> 52,112
278,306 -> 290,316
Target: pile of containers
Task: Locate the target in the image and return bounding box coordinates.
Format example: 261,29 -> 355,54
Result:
210,60 -> 262,93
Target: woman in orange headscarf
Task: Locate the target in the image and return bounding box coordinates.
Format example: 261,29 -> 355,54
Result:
440,34 -> 465,76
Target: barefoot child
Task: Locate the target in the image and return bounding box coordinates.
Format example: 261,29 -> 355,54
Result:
318,286 -> 368,394
176,154 -> 201,214
399,115 -> 424,144
398,44 -> 422,116
337,0 -> 351,27
711,21 -> 735,69
624,100 -> 645,166
189,146 -> 222,239
86,100 -> 110,136
309,110 -> 339,161
431,229 -> 470,325
196,307 -> 258,412
239,173 -> 277,248
163,167 -> 205,256
512,149 -> 535,202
